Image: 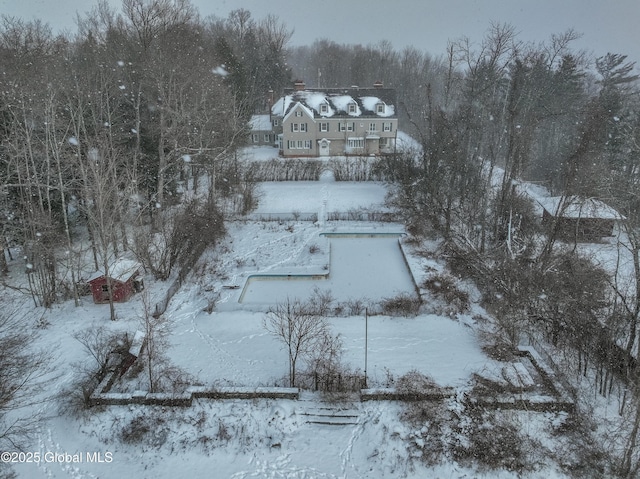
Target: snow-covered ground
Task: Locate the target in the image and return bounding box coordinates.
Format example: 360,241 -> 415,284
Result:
167,305 -> 498,390
254,181 -> 389,216
6,154 -> 600,478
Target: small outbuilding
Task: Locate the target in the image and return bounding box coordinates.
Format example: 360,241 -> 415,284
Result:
536,196 -> 625,240
87,258 -> 144,304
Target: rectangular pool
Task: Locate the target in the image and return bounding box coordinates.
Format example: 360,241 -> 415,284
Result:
239,235 -> 417,304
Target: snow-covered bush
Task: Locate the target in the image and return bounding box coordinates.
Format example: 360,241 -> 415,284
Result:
451,402 -> 531,473
421,273 -> 470,313
396,371 -> 447,466
380,293 -> 421,317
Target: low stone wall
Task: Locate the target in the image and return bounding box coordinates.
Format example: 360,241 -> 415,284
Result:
361,387 -> 455,401
89,386 -> 300,407
516,345 -> 575,412
360,347 -> 575,413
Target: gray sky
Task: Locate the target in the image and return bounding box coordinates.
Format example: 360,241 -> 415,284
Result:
2,0 -> 639,65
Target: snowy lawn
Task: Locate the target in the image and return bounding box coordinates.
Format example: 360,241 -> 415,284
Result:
168,298 -> 498,389
254,181 -> 389,215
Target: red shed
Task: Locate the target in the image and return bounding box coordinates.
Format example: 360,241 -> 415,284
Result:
87,259 -> 143,304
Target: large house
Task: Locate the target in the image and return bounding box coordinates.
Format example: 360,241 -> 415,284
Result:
250,80 -> 398,158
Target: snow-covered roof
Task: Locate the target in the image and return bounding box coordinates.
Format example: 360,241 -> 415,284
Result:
249,114 -> 272,131
536,196 -> 625,220
272,86 -> 396,119
360,96 -> 394,117
87,258 -> 141,283
282,102 -> 315,122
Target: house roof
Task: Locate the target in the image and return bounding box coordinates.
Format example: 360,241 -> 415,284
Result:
536,196 -> 625,220
249,114 -> 272,132
87,258 -> 141,283
272,87 -> 397,119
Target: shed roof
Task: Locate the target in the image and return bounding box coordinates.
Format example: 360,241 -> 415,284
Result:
87,258 -> 141,283
536,196 -> 625,220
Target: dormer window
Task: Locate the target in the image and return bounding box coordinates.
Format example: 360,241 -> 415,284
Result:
376,103 -> 385,114
320,103 -> 328,114
348,103 -> 357,114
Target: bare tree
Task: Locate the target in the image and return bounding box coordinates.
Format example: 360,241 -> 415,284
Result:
0,309 -> 50,450
139,290 -> 167,392
133,196 -> 225,280
263,297 -> 331,387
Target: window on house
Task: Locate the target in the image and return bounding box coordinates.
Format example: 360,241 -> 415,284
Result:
347,122 -> 355,132
295,110 -> 303,117
264,134 -> 271,142
376,103 -> 385,114
297,140 -> 303,149
383,122 -> 392,132
273,119 -> 279,126
348,103 -> 357,114
320,104 -> 328,114
338,122 -> 346,132
300,123 -> 307,132
305,140 -> 312,149
320,122 -> 329,132
291,123 -> 299,132
347,138 -> 365,149
369,122 -> 377,132
251,134 -> 259,143
101,284 -> 109,292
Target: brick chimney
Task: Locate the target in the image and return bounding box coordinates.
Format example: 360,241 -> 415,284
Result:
373,80 -> 384,89
268,89 -> 274,120
294,79 -> 306,91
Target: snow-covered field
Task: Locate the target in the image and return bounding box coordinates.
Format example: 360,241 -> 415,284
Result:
254,181 -> 389,216
167,306 -> 497,390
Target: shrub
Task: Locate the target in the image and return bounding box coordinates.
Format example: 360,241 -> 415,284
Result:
120,415 -> 151,444
343,297 -> 366,316
451,402 -> 530,474
120,413 -> 169,447
422,273 -> 469,312
397,371 -> 446,466
380,293 -> 421,316
396,370 -> 438,396
307,287 -> 334,316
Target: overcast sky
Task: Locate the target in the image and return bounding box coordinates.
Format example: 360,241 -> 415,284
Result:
2,0 -> 639,65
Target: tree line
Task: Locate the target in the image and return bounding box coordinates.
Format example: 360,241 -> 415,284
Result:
0,2 -> 291,313
295,24 -> 639,478
1,1 -> 640,472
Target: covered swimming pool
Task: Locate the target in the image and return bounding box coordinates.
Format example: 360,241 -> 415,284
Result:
239,233 -> 418,304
